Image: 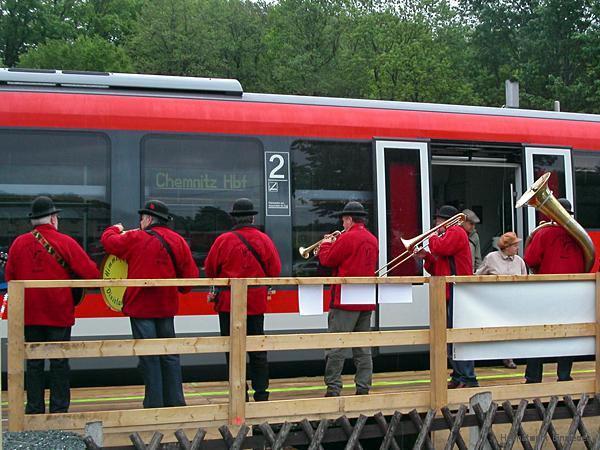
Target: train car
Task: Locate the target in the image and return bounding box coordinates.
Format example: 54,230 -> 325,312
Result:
1,68 -> 599,384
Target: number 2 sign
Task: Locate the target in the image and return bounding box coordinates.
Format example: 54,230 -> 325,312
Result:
265,152 -> 291,216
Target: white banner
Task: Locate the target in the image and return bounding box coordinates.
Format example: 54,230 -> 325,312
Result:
452,281 -> 595,361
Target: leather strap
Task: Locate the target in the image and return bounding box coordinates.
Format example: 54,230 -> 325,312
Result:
145,229 -> 179,277
232,231 -> 267,276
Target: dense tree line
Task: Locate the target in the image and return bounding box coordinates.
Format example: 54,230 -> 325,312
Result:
2,0 -> 599,112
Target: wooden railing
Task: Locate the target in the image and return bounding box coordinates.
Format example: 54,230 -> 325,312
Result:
6,273 -> 600,436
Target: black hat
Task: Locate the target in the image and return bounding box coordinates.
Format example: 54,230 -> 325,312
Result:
230,198 -> 258,216
29,196 -> 61,219
334,201 -> 368,217
435,205 -> 458,219
138,200 -> 173,221
558,198 -> 574,215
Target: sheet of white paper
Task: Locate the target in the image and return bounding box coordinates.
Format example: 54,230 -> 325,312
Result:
378,284 -> 413,304
452,281 -> 596,360
298,284 -> 324,316
340,284 -> 376,305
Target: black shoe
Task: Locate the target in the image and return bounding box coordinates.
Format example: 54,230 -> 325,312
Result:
464,381 -> 479,388
355,389 -> 369,395
325,390 -> 340,397
447,380 -> 464,389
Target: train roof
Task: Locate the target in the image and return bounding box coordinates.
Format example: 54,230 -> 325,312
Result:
2,68 -> 600,124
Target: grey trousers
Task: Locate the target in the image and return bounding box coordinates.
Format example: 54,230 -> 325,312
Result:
324,308 -> 373,393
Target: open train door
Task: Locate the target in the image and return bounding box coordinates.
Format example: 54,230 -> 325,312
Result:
374,140 -> 432,349
523,146 -> 574,234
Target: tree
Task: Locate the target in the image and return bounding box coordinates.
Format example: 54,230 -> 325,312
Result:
18,35 -> 134,72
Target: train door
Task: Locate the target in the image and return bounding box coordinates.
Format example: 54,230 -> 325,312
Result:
375,140 -> 432,336
523,146 -> 573,234
430,160 -> 523,259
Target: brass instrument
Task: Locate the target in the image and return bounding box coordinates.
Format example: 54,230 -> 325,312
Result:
299,230 -> 344,259
516,172 -> 595,272
376,213 -> 467,277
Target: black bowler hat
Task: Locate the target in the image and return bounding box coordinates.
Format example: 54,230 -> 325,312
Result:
29,196 -> 62,219
435,205 -> 458,219
558,198 -> 574,215
334,201 -> 368,217
230,198 -> 258,216
138,200 -> 173,221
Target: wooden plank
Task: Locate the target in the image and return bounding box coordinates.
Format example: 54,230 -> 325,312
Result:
447,323 -> 595,343
24,403 -> 229,430
447,379 -> 595,405
19,278 -> 230,288
25,336 -> 230,359
228,278 -> 247,425
448,273 -> 594,283
596,272 -> 600,394
246,329 -> 429,352
429,276 -> 448,409
7,281 -> 25,432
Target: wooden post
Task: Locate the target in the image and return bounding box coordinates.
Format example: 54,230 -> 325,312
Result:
228,278 -> 248,425
429,276 -> 447,410
7,281 -> 25,431
595,272 -> 600,394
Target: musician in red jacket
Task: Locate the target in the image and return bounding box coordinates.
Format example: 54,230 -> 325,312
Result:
5,196 -> 99,414
524,198 -> 585,383
101,200 -> 199,408
204,198 -> 281,401
417,205 -> 477,388
318,201 -> 378,397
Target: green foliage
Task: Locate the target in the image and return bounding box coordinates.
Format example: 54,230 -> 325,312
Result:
18,35 -> 134,72
2,0 -> 600,112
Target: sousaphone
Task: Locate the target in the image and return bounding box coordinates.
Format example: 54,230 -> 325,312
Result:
515,172 -> 595,272
100,254 -> 128,311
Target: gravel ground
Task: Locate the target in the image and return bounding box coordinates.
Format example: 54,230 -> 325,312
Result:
3,430 -> 86,449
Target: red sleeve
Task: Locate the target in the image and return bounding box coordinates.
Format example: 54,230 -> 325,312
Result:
263,237 -> 281,277
101,226 -> 137,258
423,251 -> 436,274
4,240 -> 19,282
524,231 -> 544,271
204,236 -> 223,278
428,228 -> 464,257
64,237 -> 100,279
318,238 -> 347,268
176,237 -> 199,294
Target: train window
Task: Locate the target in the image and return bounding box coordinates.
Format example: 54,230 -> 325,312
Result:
532,153 -> 567,224
291,140 -> 373,276
142,134 -> 263,270
0,130 -> 110,265
573,151 -> 600,229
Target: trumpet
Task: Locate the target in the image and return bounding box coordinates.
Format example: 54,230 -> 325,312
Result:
299,230 -> 344,259
375,213 -> 466,277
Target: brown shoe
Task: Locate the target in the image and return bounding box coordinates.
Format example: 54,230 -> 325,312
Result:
447,380 -> 465,389
503,359 -> 517,369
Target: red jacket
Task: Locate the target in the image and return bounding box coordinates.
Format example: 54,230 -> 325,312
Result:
424,225 -> 472,300
204,226 -> 281,315
524,225 -> 585,274
101,225 -> 199,318
5,224 -> 99,327
318,223 -> 379,311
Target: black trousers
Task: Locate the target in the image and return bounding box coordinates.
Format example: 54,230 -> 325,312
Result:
24,325 -> 71,414
219,313 -> 269,401
525,357 -> 574,383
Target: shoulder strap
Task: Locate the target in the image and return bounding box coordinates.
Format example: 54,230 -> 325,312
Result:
232,231 -> 267,276
145,229 -> 179,277
31,230 -> 71,272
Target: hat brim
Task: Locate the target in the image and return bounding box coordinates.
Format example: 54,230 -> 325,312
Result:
29,208 -> 62,219
334,211 -> 368,217
138,208 -> 173,221
230,210 -> 258,217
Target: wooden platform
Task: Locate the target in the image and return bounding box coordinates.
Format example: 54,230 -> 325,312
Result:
3,361 -> 592,415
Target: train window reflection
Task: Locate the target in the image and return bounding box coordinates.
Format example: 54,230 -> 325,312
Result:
291,140 -> 374,276
0,130 -> 110,267
142,134 -> 263,271
574,151 -> 600,229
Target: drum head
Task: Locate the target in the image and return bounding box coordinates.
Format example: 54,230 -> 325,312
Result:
101,254 -> 128,312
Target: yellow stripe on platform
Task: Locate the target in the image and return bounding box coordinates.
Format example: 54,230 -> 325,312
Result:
3,369 -> 593,407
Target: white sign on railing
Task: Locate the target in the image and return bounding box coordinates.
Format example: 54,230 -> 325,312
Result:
452,281 -> 595,360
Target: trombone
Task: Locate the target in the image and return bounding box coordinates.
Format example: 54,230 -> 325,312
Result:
375,213 -> 466,277
299,230 -> 344,259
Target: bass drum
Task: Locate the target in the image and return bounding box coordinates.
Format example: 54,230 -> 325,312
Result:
100,254 -> 128,312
